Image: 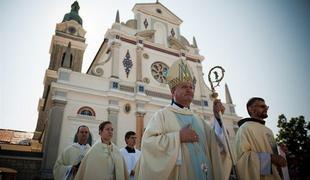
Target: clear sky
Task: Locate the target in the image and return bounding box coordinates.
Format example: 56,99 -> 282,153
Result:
1,0 -> 309,134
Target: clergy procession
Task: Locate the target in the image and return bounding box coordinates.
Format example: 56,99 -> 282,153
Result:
52,59 -> 289,180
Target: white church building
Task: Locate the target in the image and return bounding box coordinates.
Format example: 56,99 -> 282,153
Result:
32,1 -> 241,177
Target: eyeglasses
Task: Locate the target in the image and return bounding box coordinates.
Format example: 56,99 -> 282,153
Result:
256,105 -> 269,109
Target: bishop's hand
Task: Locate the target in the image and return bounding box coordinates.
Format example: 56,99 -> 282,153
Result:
180,124 -> 199,143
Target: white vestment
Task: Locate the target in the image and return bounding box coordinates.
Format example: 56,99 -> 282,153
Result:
210,117 -> 234,180
278,146 -> 290,180
53,143 -> 90,180
75,142 -> 129,180
120,147 -> 141,180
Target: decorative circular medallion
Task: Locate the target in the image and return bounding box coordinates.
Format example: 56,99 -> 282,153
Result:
151,62 -> 169,83
143,53 -> 149,59
124,103 -> 131,113
143,77 -> 150,84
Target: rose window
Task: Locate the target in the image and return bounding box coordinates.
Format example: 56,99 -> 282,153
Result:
151,62 -> 169,83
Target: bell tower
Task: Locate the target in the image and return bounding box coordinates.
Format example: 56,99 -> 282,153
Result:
48,1 -> 87,72
34,1 -> 87,178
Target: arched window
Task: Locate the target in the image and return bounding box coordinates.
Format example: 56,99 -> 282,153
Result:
61,53 -> 73,68
77,106 -> 96,117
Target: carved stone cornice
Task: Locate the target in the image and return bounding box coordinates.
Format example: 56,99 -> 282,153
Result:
135,30 -> 155,42
136,112 -> 146,117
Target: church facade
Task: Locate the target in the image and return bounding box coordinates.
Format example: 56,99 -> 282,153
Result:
33,1 -> 241,178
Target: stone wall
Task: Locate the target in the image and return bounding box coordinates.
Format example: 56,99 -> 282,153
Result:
0,150 -> 42,180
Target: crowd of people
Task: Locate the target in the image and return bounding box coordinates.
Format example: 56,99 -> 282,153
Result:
53,59 -> 289,180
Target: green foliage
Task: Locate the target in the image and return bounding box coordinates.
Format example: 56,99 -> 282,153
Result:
276,114 -> 310,180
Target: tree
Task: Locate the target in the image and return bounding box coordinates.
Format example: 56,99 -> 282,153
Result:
276,114 -> 310,180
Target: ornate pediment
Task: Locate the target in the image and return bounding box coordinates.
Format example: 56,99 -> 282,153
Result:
132,2 -> 182,25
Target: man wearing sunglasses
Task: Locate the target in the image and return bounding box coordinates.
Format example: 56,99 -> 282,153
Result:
235,97 -> 287,180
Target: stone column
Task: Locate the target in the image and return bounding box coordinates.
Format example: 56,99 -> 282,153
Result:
107,108 -> 120,145
111,41 -> 121,78
135,112 -> 145,149
136,43 -> 143,82
41,99 -> 66,179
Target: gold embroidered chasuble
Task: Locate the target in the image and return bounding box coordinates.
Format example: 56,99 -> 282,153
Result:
235,121 -> 282,180
135,106 -> 224,180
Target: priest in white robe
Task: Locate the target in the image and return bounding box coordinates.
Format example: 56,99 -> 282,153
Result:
135,59 -> 225,180
235,97 -> 288,180
75,121 -> 129,180
53,125 -> 91,180
120,131 -> 141,180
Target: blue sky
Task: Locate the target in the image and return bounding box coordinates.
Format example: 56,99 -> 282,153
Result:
1,0 -> 309,134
